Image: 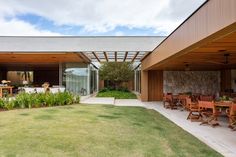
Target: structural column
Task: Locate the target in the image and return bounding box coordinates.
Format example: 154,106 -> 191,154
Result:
59,63 -> 63,86
141,70 -> 149,101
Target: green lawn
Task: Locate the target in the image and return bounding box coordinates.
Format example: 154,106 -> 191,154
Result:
97,90 -> 137,99
0,105 -> 221,157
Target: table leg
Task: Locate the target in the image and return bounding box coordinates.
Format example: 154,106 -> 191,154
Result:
9,88 -> 12,96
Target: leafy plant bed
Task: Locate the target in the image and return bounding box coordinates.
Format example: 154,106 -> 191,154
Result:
0,92 -> 80,110
97,90 -> 137,99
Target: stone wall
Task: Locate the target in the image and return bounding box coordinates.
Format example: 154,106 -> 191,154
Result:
163,71 -> 220,95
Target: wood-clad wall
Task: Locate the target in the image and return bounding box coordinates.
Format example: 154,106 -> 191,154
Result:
148,70 -> 163,101
141,70 -> 148,101
221,69 -> 231,92
142,0 -> 236,70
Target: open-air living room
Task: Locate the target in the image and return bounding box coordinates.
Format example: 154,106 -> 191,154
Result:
0,0 -> 236,157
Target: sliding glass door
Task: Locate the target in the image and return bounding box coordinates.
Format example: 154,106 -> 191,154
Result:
63,63 -> 88,95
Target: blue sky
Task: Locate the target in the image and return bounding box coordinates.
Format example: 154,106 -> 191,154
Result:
0,0 -> 206,36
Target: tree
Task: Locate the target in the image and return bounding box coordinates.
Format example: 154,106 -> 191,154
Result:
99,62 -> 134,89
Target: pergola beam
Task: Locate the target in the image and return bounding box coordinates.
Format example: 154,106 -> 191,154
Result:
123,51 -> 128,62
103,51 -> 108,62
92,51 -> 100,62
115,51 -> 117,62
131,51 -> 140,62
74,52 -> 91,63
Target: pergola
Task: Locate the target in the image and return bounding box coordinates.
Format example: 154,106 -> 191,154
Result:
86,51 -> 149,62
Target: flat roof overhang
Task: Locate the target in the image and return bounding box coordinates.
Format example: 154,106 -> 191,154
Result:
151,30 -> 236,71
0,52 -> 90,64
0,36 -> 165,63
141,0 -> 236,71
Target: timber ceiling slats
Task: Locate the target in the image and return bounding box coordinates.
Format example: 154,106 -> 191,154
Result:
114,51 -> 117,62
123,51 -> 128,62
83,51 -> 148,62
103,51 -> 109,62
92,51 -> 100,62
131,51 -> 140,62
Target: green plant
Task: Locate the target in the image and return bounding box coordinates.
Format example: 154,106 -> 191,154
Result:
220,95 -> 230,101
117,87 -> 129,92
34,93 -> 46,107
3,99 -> 16,110
0,98 -> 5,109
15,92 -> 30,108
74,95 -> 80,103
45,93 -> 55,107
99,62 -> 134,89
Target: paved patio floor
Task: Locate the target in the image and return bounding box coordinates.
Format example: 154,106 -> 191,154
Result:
81,97 -> 236,157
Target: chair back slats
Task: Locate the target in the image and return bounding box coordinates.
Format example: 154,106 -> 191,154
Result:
198,101 -> 215,110
230,104 -> 236,116
200,95 -> 213,101
165,94 -> 173,101
178,95 -> 189,99
185,97 -> 191,106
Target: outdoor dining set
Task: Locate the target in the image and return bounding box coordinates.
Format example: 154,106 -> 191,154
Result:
163,93 -> 236,130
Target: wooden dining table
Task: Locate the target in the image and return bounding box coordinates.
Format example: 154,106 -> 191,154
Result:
215,101 -> 233,108
0,86 -> 13,98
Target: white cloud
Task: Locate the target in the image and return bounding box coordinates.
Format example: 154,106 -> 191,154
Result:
0,0 -> 206,35
0,17 -> 61,36
114,31 -> 125,36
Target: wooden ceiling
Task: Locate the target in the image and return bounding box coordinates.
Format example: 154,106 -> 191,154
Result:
0,52 -> 89,63
154,31 -> 236,70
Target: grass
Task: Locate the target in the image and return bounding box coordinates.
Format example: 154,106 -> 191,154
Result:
0,104 -> 222,157
96,90 -> 137,99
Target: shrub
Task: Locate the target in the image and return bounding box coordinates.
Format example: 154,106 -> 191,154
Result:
74,95 -> 80,103
117,87 -> 129,92
0,98 -> 5,109
99,62 -> 134,89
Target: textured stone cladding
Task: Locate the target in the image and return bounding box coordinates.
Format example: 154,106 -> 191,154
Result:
163,71 -> 220,95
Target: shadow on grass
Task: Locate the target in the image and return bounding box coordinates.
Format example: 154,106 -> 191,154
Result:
74,110 -> 89,114
59,106 -> 74,109
43,109 -> 59,114
34,115 -> 54,120
19,113 -> 30,116
132,122 -> 143,126
152,126 -> 164,131
97,114 -> 120,119
102,105 -> 115,109
112,112 -> 123,116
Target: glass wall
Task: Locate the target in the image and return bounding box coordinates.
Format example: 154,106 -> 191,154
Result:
90,65 -> 98,94
63,63 -> 89,95
62,63 -> 98,96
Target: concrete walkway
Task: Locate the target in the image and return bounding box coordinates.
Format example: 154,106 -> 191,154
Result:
80,97 -> 115,105
81,98 -> 236,157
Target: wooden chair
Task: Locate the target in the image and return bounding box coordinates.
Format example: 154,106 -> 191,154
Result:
163,93 -> 168,108
177,95 -> 189,110
226,103 -> 236,130
164,94 -> 178,110
198,101 -> 220,127
186,98 -> 201,121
